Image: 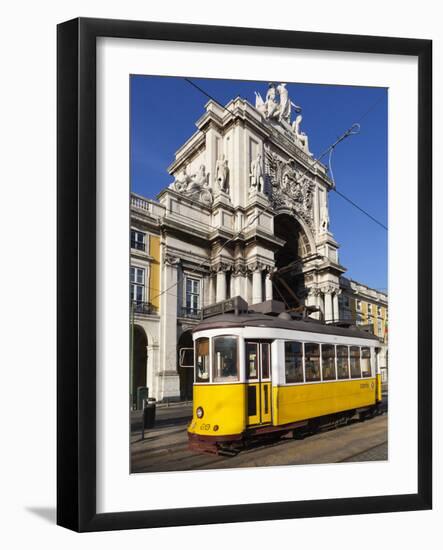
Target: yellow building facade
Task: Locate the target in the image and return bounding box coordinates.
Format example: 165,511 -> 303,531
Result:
339,277 -> 388,382
130,198 -> 163,407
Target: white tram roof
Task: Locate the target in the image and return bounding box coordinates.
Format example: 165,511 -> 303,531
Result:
192,312 -> 380,342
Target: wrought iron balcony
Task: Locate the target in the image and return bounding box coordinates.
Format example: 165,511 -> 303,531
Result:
131,301 -> 158,315
179,307 -> 202,320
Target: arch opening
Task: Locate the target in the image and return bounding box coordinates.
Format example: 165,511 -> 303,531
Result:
273,214 -> 312,309
132,325 -> 148,408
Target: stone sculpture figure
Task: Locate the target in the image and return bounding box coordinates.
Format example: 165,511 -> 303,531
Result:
215,155 -> 229,193
292,114 -> 312,156
320,204 -> 330,233
265,83 -> 279,119
277,83 -> 291,123
250,153 -> 264,193
254,92 -> 267,116
183,164 -> 207,194
173,167 -> 192,192
255,82 -> 300,121
173,164 -> 213,205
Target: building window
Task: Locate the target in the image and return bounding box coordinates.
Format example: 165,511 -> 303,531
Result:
185,277 -> 201,314
367,303 -> 372,315
304,343 -> 321,382
195,338 -> 210,383
377,305 -> 383,317
131,229 -> 145,251
130,266 -> 145,303
285,341 -> 304,383
356,300 -> 362,311
213,336 -> 238,382
321,344 -> 336,381
377,319 -> 383,337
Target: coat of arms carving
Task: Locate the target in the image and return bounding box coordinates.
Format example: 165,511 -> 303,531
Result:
264,148 -> 315,230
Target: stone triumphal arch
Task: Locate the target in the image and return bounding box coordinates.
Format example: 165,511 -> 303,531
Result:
131,82 -> 348,400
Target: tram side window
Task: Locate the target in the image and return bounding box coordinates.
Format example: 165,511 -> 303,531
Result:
285,341 -> 304,383
350,346 -> 361,378
195,338 -> 210,383
304,343 -> 321,382
322,344 -> 336,381
336,345 -> 350,379
213,336 -> 239,382
361,347 -> 372,378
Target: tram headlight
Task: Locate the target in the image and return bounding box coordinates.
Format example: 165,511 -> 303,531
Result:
196,406 -> 204,419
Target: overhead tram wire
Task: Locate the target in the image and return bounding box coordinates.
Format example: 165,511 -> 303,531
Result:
184,78 -> 239,117
354,92 -> 386,125
332,187 -> 388,231
150,81 -> 363,304
326,133 -> 387,231
326,89 -> 388,231
148,81 -> 384,304
184,78 -> 388,231
184,77 -> 386,230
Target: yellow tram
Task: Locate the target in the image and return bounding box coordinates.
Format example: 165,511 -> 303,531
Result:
187,297 -> 383,453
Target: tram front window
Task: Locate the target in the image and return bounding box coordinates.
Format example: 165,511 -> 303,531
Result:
195,338 -> 210,383
213,336 -> 239,382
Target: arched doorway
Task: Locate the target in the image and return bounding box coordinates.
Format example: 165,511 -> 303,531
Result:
177,330 -> 194,401
131,325 -> 148,408
273,213 -> 312,308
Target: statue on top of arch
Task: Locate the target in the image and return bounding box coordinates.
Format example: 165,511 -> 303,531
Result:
255,83 -> 312,156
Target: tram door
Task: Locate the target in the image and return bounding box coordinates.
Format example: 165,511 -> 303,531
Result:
245,341 -> 272,425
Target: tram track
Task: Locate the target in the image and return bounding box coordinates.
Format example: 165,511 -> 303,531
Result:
131,412 -> 388,473
340,441 -> 388,462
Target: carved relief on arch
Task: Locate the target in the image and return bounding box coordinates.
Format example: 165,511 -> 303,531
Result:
297,228 -> 312,258
264,145 -> 315,233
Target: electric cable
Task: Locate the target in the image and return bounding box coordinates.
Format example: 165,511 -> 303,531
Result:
146,81 -> 386,303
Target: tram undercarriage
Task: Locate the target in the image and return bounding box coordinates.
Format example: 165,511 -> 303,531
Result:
188,403 -> 383,456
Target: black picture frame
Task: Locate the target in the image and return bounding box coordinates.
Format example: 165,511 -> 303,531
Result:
57,17 -> 432,532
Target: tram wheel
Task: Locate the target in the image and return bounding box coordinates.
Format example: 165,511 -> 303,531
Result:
293,428 -> 308,440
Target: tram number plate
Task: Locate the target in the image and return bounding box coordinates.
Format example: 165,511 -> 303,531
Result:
360,383 -> 369,389
200,423 -> 211,431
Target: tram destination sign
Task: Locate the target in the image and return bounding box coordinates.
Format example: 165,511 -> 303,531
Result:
202,296 -> 248,319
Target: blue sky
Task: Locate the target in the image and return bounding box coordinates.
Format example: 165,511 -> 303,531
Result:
130,75 -> 387,291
